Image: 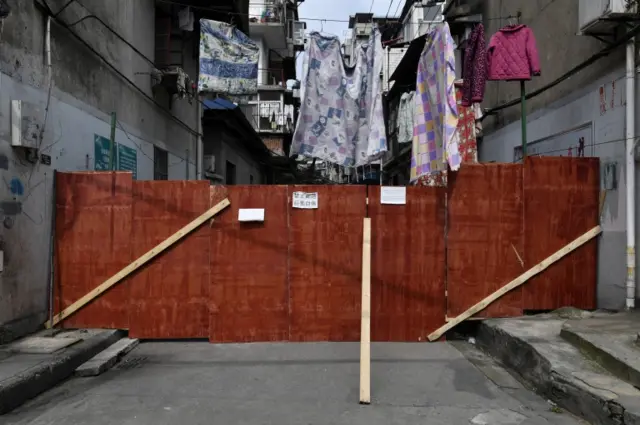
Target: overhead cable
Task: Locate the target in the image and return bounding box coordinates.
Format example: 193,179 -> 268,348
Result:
38,0 -> 201,137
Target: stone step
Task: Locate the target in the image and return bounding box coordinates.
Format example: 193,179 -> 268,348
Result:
0,329 -> 125,415
476,316 -> 640,425
75,338 -> 139,377
560,316 -> 640,390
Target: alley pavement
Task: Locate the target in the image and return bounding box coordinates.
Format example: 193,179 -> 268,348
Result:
2,341 -> 586,425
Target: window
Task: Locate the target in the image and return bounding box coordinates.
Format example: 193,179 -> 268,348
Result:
225,161 -> 236,185
154,146 -> 168,180
250,174 -> 254,184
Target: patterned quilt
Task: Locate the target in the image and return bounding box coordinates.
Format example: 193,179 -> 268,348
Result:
198,20 -> 259,95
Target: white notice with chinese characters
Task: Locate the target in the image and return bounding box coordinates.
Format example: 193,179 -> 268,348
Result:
292,191 -> 319,209
380,187 -> 407,205
238,208 -> 265,222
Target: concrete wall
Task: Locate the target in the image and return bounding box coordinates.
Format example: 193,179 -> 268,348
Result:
401,3 -> 443,42
203,125 -> 264,185
251,36 -> 268,85
0,0 -> 198,339
481,0 -> 623,133
479,65 -> 633,310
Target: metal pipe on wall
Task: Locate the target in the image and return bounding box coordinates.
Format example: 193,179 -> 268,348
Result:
625,36 -> 636,310
196,95 -> 203,180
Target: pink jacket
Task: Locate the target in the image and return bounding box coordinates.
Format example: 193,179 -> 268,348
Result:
487,25 -> 540,81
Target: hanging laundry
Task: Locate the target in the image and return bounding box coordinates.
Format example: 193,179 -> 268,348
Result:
461,24 -> 487,106
388,100 -> 398,137
454,81 -> 478,163
472,103 -> 483,137
284,104 -> 294,130
291,29 -> 387,166
397,91 -> 415,144
416,170 -> 448,187
487,24 -> 540,81
198,20 -> 259,95
411,22 -> 460,183
415,82 -> 478,187
259,102 -> 272,118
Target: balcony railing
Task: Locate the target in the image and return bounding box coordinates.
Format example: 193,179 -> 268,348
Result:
241,101 -> 295,134
249,1 -> 284,24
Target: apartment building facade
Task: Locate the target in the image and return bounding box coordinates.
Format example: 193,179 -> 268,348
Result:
446,0 -> 639,309
0,0 -> 263,341
237,0 -> 305,162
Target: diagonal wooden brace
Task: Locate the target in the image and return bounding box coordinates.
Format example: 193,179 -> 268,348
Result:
46,198 -> 231,329
428,225 -> 602,341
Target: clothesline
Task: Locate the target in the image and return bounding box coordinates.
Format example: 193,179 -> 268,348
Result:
157,0 -> 523,30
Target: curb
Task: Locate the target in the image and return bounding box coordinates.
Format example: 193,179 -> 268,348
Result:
560,326 -> 640,390
75,338 -> 139,377
477,321 -> 640,425
0,329 -> 125,415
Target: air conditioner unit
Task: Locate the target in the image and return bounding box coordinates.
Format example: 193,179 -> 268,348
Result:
204,155 -> 216,173
292,20 -> 306,46
356,27 -> 369,36
579,0 -> 633,35
151,67 -> 194,100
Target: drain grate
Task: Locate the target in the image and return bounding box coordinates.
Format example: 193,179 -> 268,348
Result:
116,355 -> 148,370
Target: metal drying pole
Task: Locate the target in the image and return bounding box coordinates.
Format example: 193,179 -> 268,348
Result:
520,80 -> 527,159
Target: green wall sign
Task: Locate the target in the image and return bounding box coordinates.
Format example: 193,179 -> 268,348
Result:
94,134 -> 138,179
94,134 -> 114,171
117,143 -> 137,179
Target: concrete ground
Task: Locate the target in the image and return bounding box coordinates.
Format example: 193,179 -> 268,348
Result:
2,341 -> 586,425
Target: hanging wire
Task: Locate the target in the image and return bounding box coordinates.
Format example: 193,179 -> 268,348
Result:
117,120 -> 196,167
384,0 -> 396,20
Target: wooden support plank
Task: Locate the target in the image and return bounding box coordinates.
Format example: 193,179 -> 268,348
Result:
359,217 -> 371,404
428,225 -> 601,341
45,198 -> 231,329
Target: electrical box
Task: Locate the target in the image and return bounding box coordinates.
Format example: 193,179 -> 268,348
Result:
11,100 -> 41,149
603,162 -> 617,190
292,20 -> 306,46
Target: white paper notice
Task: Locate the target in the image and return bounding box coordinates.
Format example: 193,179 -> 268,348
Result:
292,192 -> 319,209
238,208 -> 265,222
380,187 -> 407,205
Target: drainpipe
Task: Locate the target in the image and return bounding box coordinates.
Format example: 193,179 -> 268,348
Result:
196,94 -> 203,180
45,15 -> 54,325
45,16 -> 51,77
625,36 -> 636,310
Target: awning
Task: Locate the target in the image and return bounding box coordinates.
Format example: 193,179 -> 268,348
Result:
203,97 -> 237,110
388,33 -> 428,87
386,34 -> 428,100
203,103 -> 275,165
